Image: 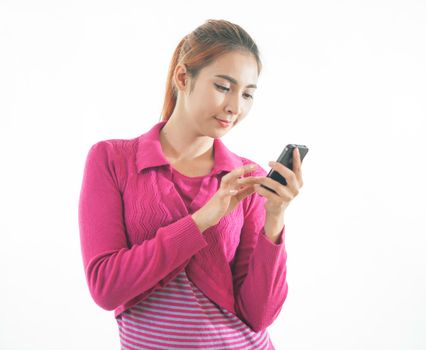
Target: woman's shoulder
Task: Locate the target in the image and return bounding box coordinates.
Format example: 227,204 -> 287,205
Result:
81,137 -> 140,191
82,136 -> 141,191
86,135 -> 140,160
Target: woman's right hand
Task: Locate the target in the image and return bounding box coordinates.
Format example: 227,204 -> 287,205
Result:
191,163 -> 259,232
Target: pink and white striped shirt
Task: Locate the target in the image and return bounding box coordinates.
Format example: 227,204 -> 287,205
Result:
116,269 -> 275,349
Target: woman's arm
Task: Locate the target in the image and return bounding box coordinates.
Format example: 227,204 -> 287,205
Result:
232,149 -> 304,331
231,168 -> 288,333
78,141 -> 208,311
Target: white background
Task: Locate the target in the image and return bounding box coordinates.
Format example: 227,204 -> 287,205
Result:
1,0 -> 425,349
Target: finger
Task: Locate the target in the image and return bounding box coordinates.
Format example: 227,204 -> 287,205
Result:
292,148 -> 303,183
232,184 -> 256,201
240,176 -> 297,200
260,178 -> 295,200
236,175 -> 261,186
221,164 -> 257,188
237,175 -> 286,191
254,183 -> 281,201
256,183 -> 294,204
293,148 -> 301,170
268,161 -> 297,187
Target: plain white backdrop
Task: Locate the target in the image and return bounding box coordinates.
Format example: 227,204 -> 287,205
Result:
1,0 -> 425,349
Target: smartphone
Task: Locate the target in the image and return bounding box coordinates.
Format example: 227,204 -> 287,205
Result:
260,144 -> 309,194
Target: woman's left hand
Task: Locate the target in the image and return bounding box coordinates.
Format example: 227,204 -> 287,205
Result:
235,147 -> 304,236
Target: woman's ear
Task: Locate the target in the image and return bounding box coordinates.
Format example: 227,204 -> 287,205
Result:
173,64 -> 189,92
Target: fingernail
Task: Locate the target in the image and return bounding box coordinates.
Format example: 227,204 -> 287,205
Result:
247,164 -> 256,169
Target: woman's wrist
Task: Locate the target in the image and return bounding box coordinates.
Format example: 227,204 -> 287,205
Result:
264,213 -> 285,242
191,210 -> 214,233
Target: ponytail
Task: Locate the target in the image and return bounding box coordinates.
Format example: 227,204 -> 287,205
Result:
160,37 -> 187,121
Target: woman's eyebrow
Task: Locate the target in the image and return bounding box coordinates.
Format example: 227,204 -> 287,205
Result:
214,74 -> 257,89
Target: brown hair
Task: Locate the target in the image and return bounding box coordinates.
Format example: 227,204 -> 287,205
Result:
160,19 -> 262,122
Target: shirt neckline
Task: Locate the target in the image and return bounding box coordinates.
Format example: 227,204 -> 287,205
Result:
170,166 -> 212,180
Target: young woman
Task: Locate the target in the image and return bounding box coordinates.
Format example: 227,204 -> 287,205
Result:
79,19 -> 304,350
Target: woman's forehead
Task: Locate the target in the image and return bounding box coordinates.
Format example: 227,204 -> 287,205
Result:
202,52 -> 259,86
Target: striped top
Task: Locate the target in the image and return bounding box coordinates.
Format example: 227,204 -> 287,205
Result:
116,270 -> 275,349
115,167 -> 276,349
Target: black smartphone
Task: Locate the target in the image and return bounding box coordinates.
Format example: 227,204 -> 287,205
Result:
261,144 -> 309,194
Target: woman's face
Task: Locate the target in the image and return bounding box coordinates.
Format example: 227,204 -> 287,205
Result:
177,50 -> 259,137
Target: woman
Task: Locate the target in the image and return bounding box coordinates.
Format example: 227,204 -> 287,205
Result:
79,19 -> 304,350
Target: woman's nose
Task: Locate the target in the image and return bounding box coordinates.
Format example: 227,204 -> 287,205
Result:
225,95 -> 242,117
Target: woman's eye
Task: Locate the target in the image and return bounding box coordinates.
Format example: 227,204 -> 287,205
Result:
215,83 -> 253,100
215,84 -> 230,92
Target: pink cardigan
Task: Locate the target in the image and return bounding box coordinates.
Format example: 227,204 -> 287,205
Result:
78,120 -> 288,332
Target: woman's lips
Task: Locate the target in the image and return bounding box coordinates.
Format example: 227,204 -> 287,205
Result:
215,117 -> 232,128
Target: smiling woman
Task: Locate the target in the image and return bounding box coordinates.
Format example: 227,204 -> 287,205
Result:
160,47 -> 259,142
79,18 -> 297,350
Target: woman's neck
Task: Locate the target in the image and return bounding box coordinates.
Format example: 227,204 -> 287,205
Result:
159,118 -> 214,163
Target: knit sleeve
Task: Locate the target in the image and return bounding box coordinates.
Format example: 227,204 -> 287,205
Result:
78,141 -> 208,311
231,164 -> 288,332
